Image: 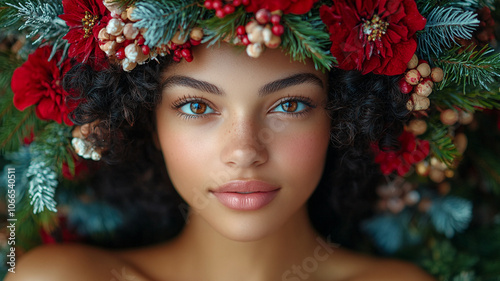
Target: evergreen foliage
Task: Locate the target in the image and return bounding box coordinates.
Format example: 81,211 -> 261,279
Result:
418,6 -> 479,58
132,0 -> 206,47
281,11 -> 336,71
435,46 -> 500,93
201,6 -> 248,47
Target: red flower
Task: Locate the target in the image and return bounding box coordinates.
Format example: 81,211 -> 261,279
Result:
59,0 -> 110,69
373,131 -> 430,176
320,0 -> 426,75
245,0 -> 318,14
11,46 -> 75,126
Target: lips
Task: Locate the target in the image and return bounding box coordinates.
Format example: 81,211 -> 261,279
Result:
210,180 -> 280,211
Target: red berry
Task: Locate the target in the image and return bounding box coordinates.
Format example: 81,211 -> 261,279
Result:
124,40 -> 133,46
174,49 -> 182,57
185,55 -> 194,62
272,24 -> 284,36
236,25 -> 246,35
242,0 -> 250,5
181,48 -> 192,58
233,0 -> 242,6
255,9 -> 271,24
204,0 -> 213,9
215,9 -> 225,18
241,35 -> 250,45
182,41 -> 191,49
223,4 -> 235,14
212,0 -> 222,10
271,14 -> 281,25
173,55 -> 181,62
170,42 -> 178,50
116,48 -> 125,60
398,78 -> 413,94
142,45 -> 150,55
190,38 -> 201,46
137,36 -> 145,45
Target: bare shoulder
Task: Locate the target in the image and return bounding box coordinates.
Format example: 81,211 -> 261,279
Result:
4,243 -> 150,281
322,247 -> 436,281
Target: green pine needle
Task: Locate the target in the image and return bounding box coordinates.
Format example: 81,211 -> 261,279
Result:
281,12 -> 336,71
434,45 -> 500,94
0,96 -> 46,154
201,6 -> 248,47
426,122 -> 460,167
132,0 -> 206,48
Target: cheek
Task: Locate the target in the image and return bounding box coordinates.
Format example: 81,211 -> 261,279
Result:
272,119 -> 331,191
156,122 -> 216,199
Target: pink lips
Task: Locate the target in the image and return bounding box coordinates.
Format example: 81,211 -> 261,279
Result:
210,180 -> 280,211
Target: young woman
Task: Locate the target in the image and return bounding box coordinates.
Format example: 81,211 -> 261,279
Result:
6,40 -> 436,280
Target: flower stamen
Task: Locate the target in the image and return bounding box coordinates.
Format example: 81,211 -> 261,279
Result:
82,11 -> 99,38
362,14 -> 389,42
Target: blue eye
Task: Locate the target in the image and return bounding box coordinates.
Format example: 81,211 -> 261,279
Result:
179,102 -> 215,115
272,100 -> 308,113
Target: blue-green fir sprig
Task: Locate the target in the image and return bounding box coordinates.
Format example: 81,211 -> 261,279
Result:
417,6 -> 479,59
132,0 -> 206,48
21,122 -> 74,214
0,0 -> 69,60
427,196 -> 473,238
361,210 -> 415,254
25,157 -> 58,213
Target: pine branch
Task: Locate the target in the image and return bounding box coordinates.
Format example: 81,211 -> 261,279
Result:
416,0 -> 455,16
31,122 -> 73,171
281,12 -> 336,71
2,0 -> 68,46
132,0 -> 206,48
434,45 -> 500,93
431,86 -> 500,112
417,6 -> 479,58
201,6 -> 248,47
26,160 -> 58,214
0,95 -> 46,154
0,50 -> 23,90
426,122 -> 460,166
448,0 -> 495,11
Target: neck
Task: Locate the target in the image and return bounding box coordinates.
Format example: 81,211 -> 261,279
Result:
172,206 -> 328,281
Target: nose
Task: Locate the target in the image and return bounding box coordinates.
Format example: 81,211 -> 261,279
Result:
220,117 -> 269,169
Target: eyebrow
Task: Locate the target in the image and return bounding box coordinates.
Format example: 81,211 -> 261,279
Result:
258,73 -> 324,96
162,73 -> 324,96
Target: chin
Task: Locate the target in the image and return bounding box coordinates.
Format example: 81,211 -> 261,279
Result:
198,204 -> 290,242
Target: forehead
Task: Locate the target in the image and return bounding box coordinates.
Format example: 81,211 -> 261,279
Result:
161,43 -> 327,86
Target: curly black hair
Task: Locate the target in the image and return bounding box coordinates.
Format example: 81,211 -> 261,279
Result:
63,56 -> 408,248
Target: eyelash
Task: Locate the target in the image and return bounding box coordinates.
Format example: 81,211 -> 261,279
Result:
271,96 -> 316,117
170,95 -> 316,119
171,95 -> 216,120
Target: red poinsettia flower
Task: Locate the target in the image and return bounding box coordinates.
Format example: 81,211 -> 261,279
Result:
59,0 -> 110,69
320,0 -> 426,75
373,131 -> 430,176
246,0 -> 318,14
11,46 -> 75,126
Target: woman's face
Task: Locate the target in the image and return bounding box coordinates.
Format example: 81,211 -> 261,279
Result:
156,44 -> 331,241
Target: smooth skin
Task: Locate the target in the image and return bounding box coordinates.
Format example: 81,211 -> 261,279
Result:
6,44 -> 436,281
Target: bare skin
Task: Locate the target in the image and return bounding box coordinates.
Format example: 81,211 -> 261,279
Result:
6,45 -> 436,281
